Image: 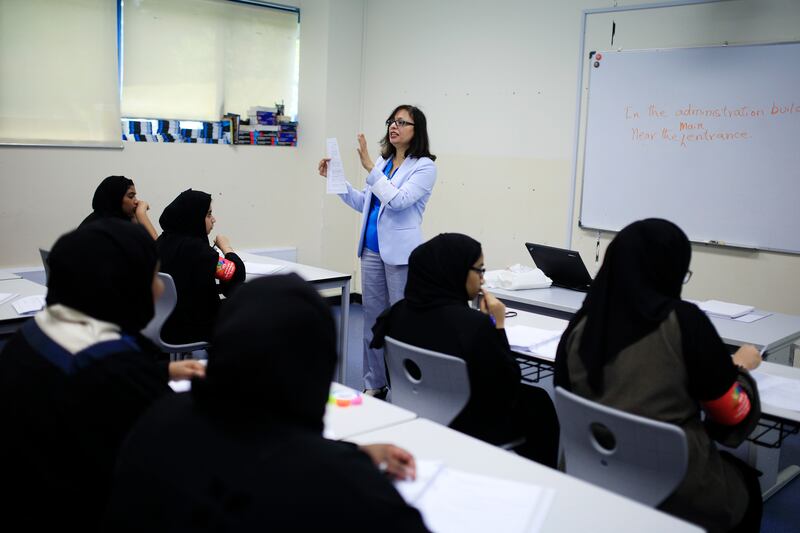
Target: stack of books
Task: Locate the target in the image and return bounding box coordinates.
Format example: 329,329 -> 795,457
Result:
121,119 -> 232,144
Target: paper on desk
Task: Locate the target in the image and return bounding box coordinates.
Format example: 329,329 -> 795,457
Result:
733,311 -> 771,323
0,292 -> 18,306
244,262 -> 284,276
12,294 -> 46,315
751,371 -> 800,412
506,325 -> 564,360
325,138 -> 348,194
395,460 -> 555,533
697,300 -> 754,319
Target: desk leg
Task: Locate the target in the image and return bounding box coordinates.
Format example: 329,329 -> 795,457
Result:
742,430 -> 800,500
337,279 -> 351,383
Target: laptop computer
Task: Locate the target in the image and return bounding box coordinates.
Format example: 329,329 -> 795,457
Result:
525,243 -> 593,292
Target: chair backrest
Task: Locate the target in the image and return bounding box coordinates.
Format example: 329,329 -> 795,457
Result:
141,273 -> 209,355
39,248 -> 50,283
141,272 -> 178,348
555,386 -> 688,507
384,336 -> 470,425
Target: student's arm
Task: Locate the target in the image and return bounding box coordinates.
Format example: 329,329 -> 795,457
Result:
213,235 -> 245,295
677,303 -> 762,446
134,201 -> 159,240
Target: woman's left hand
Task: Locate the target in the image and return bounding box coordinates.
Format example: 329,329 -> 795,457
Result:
359,443 -> 416,481
168,360 -> 206,381
357,134 -> 375,173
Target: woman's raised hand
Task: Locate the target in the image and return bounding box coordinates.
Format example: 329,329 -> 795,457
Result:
357,134 -> 375,173
318,158 -> 330,178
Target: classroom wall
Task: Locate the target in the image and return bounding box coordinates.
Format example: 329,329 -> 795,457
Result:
0,0 -> 364,281
2,0 -> 799,315
352,0 -> 800,314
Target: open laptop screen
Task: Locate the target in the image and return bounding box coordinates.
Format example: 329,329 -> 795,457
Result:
525,243 -> 593,292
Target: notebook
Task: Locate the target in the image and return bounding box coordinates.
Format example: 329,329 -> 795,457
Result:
525,243 -> 593,292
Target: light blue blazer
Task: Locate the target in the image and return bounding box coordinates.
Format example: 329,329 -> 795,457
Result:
338,155 -> 437,266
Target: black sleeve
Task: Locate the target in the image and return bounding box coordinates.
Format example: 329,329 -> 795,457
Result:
674,301 -> 738,402
553,311 -> 584,391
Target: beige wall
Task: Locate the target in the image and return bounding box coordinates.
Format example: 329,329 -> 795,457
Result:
2,0 -> 799,314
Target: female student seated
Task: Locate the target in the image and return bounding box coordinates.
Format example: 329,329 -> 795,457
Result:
157,189 -> 245,345
104,274 -> 430,532
80,175 -> 158,239
0,220 -> 204,532
555,218 -> 762,533
371,233 -> 560,467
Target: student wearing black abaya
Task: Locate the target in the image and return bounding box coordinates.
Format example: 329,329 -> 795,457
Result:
371,233 -> 560,467
79,175 -> 158,239
0,220 -> 204,532
157,189 -> 245,344
555,218 -> 762,533
104,274 -> 430,532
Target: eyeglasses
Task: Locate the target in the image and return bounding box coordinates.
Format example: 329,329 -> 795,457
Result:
683,269 -> 693,284
385,118 -> 415,128
470,267 -> 486,276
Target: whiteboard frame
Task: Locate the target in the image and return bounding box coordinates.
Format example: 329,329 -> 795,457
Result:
574,39 -> 800,255
568,0 -> 733,247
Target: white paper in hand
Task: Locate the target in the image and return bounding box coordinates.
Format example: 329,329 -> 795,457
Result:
325,138 -> 348,194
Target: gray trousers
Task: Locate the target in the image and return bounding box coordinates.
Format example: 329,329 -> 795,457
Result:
361,249 -> 408,389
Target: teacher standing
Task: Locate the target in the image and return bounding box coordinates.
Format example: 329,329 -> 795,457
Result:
319,105 -> 437,398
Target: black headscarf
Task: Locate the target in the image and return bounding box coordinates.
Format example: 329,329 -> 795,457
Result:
567,218 -> 691,392
46,219 -> 159,333
192,274 -> 337,432
90,175 -> 134,220
404,233 -> 483,309
159,189 -> 211,240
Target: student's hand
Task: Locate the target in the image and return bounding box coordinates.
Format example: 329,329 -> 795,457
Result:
318,158 -> 330,178
479,289 -> 506,329
357,134 -> 375,173
732,344 -> 761,371
168,360 -> 206,381
359,444 -> 416,481
135,200 -> 150,216
214,235 -> 233,255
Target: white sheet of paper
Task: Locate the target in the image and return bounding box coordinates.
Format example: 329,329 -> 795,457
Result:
244,262 -> 284,276
0,292 -> 18,306
395,460 -> 555,533
733,311 -> 771,323
697,299 -> 754,319
751,371 -> 800,412
12,294 -> 46,315
325,137 -> 348,194
506,326 -> 564,349
394,460 -> 445,503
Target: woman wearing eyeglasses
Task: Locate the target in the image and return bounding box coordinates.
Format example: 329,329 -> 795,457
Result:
319,105 -> 437,399
370,233 -> 560,467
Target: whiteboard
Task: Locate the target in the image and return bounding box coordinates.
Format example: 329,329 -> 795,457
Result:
579,42 -> 800,253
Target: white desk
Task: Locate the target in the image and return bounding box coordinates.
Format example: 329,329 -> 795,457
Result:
238,251 -> 352,382
349,418 -> 701,533
0,278 -> 47,335
0,271 -> 21,281
493,286 -> 800,366
323,383 -> 416,440
745,362 -> 800,498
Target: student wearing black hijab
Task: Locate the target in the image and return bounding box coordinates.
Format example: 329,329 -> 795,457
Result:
555,218 -> 762,533
0,220 -> 204,532
371,233 -> 560,467
79,175 -> 158,239
157,189 -> 245,344
104,274 -> 429,532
